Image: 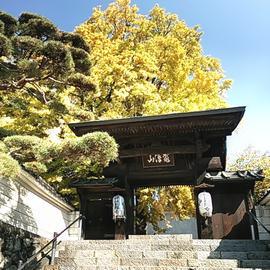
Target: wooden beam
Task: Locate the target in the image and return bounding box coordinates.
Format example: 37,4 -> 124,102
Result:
195,133 -> 203,183
128,177 -> 195,188
118,136 -> 195,145
119,144 -> 210,158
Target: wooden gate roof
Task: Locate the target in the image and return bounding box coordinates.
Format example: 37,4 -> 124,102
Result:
68,107 -> 245,138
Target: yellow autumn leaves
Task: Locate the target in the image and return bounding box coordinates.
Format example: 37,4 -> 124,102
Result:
76,0 -> 231,119
137,186 -> 195,233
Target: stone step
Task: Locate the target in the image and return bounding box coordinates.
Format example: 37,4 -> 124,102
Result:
54,259 -> 270,269
128,234 -> 193,240
58,249 -> 270,260
62,239 -> 193,246
54,267 -> 266,270
60,243 -> 269,252
61,239 -> 195,246
62,238 -> 270,245
61,239 -> 270,249
62,243 -> 207,252
192,239 -> 270,245
54,238 -> 270,270
56,257 -> 241,268
241,259 -> 270,268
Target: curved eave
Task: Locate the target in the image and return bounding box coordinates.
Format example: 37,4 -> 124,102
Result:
68,106 -> 245,138
203,170 -> 264,184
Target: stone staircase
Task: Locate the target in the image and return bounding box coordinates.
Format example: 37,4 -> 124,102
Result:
49,234 -> 270,270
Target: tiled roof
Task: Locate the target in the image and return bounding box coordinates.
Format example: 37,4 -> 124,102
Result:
203,170 -> 264,183
70,178 -> 119,187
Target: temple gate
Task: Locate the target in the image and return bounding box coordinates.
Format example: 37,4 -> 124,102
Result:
69,107 -> 263,239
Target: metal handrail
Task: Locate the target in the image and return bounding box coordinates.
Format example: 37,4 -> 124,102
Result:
249,210 -> 270,235
28,241 -> 62,270
18,214 -> 85,270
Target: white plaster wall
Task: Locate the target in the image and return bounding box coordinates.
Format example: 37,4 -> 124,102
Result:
146,213 -> 198,239
0,174 -> 80,240
256,205 -> 270,240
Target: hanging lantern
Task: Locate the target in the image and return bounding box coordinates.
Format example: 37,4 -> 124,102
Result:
112,195 -> 126,222
198,191 -> 213,217
152,190 -> 160,201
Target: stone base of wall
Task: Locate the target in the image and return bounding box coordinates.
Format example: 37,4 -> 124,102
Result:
44,266 -> 59,270
0,220 -> 49,270
256,205 -> 270,240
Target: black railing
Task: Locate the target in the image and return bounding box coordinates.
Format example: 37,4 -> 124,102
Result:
249,210 -> 270,235
17,214 -> 85,270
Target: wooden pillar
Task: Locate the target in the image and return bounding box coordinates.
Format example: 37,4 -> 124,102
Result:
123,174 -> 133,237
78,190 -> 87,240
115,220 -> 126,240
195,133 -> 203,184
194,188 -> 202,239
131,187 -> 136,235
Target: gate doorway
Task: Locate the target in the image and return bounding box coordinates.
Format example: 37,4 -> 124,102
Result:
69,107 -> 263,239
134,185 -> 196,236
84,198 -> 114,239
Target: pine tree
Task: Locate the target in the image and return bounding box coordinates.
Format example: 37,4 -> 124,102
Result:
0,12 -> 94,135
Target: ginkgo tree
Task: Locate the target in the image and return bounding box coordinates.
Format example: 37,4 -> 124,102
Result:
76,0 -> 232,231
76,0 -> 231,119
137,186 -> 195,233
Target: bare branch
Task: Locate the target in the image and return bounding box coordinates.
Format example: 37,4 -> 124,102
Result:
48,77 -> 66,85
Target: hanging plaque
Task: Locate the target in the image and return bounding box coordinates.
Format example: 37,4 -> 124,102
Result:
142,153 -> 175,168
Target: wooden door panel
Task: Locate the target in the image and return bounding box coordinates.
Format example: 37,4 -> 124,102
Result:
85,200 -> 114,239
212,192 -> 251,239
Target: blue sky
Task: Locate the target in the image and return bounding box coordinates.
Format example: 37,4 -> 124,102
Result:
1,0 -> 270,160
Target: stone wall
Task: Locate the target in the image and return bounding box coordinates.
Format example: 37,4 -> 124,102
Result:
256,205 -> 270,240
0,220 -> 48,270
